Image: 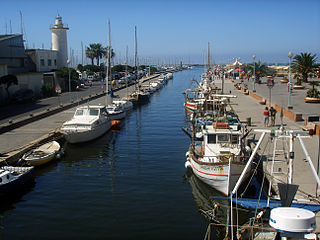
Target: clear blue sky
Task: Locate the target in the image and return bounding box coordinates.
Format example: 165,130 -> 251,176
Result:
1,0 -> 320,64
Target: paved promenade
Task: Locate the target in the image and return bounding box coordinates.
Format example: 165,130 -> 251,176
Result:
236,76 -> 320,121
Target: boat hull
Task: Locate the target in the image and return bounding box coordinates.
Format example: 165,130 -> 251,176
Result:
25,153 -> 56,166
109,111 -> 126,120
63,122 -> 111,144
184,101 -> 196,111
187,155 -> 248,196
0,166 -> 34,195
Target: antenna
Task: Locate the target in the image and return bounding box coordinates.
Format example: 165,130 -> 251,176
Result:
9,20 -> 12,34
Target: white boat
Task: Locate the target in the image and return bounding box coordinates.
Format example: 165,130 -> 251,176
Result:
61,105 -> 111,144
112,99 -> 133,111
22,141 -> 61,166
185,95 -> 250,196
0,166 -> 34,195
186,121 -> 248,196
106,104 -> 126,120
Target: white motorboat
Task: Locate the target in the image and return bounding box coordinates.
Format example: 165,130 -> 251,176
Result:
112,99 -> 133,111
61,105 -> 111,144
106,104 -> 126,120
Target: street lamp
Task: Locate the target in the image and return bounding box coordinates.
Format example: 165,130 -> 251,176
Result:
288,51 -> 294,109
67,59 -> 72,103
252,55 -> 256,92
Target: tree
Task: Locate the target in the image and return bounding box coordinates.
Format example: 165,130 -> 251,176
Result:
292,52 -> 317,83
92,43 -> 106,66
246,60 -> 269,83
0,74 -> 18,98
86,47 -> 95,65
57,67 -> 79,91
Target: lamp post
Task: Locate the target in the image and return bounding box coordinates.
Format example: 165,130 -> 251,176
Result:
67,59 -> 72,103
252,55 -> 256,92
238,57 -> 241,80
288,51 -> 294,109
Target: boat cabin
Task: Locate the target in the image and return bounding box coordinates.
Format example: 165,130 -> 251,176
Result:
202,123 -> 242,162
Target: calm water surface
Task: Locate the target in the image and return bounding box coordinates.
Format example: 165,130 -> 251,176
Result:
1,67 -> 224,240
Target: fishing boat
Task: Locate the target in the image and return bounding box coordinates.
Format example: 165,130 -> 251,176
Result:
61,105 -> 111,144
185,95 -> 251,196
106,103 -> 126,120
0,166 -> 34,195
22,141 -> 61,166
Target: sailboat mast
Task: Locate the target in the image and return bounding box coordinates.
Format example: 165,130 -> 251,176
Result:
134,26 -> 138,90
126,45 -> 128,98
207,42 -> 211,71
105,19 -> 111,105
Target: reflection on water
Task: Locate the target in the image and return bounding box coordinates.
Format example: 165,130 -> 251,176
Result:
185,169 -> 251,240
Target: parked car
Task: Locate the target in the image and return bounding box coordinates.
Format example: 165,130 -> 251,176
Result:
11,89 -> 35,103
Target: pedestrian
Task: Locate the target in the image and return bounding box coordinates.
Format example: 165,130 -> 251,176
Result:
263,107 -> 270,127
270,106 -> 277,126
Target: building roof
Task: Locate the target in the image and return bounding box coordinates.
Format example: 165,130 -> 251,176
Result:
0,34 -> 23,42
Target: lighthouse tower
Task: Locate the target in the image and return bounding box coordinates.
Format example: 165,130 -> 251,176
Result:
50,15 -> 69,68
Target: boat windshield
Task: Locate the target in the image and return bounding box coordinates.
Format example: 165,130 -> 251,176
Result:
217,134 -> 229,143
89,109 -> 99,116
231,135 -> 238,144
75,109 -> 84,116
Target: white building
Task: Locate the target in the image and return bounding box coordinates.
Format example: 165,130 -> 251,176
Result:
26,49 -> 58,72
50,15 -> 69,69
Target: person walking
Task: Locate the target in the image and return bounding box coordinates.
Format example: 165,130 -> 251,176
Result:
263,107 -> 270,127
270,106 -> 277,126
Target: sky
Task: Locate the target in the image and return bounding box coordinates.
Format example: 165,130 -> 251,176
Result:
1,0 -> 320,65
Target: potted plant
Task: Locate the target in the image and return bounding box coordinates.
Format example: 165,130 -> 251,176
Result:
280,76 -> 288,83
304,81 -> 320,103
293,75 -> 305,89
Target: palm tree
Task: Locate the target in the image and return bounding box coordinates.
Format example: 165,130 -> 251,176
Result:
85,47 -> 95,65
86,44 -> 106,65
292,52 -> 317,83
92,43 -> 106,66
104,46 -> 116,62
246,60 -> 269,83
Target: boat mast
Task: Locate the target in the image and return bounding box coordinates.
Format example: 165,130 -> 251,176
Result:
207,42 -> 210,72
106,19 -> 111,105
126,45 -> 128,98
134,26 -> 138,90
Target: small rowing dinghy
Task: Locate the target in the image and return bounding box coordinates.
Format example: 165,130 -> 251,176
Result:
22,141 -> 61,166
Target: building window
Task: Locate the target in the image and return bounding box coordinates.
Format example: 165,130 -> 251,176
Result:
48,59 -> 52,66
54,59 -> 57,66
40,59 -> 45,66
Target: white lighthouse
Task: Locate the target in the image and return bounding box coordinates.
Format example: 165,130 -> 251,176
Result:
50,15 -> 69,68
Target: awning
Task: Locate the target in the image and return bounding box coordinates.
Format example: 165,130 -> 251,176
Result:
233,60 -> 243,66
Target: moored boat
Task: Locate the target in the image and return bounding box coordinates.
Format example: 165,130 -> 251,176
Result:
0,166 -> 34,195
22,141 -> 61,166
106,104 -> 126,120
185,95 -> 250,196
61,105 -> 111,144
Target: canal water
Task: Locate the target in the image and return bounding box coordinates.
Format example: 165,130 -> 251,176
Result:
1,67 -> 227,240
